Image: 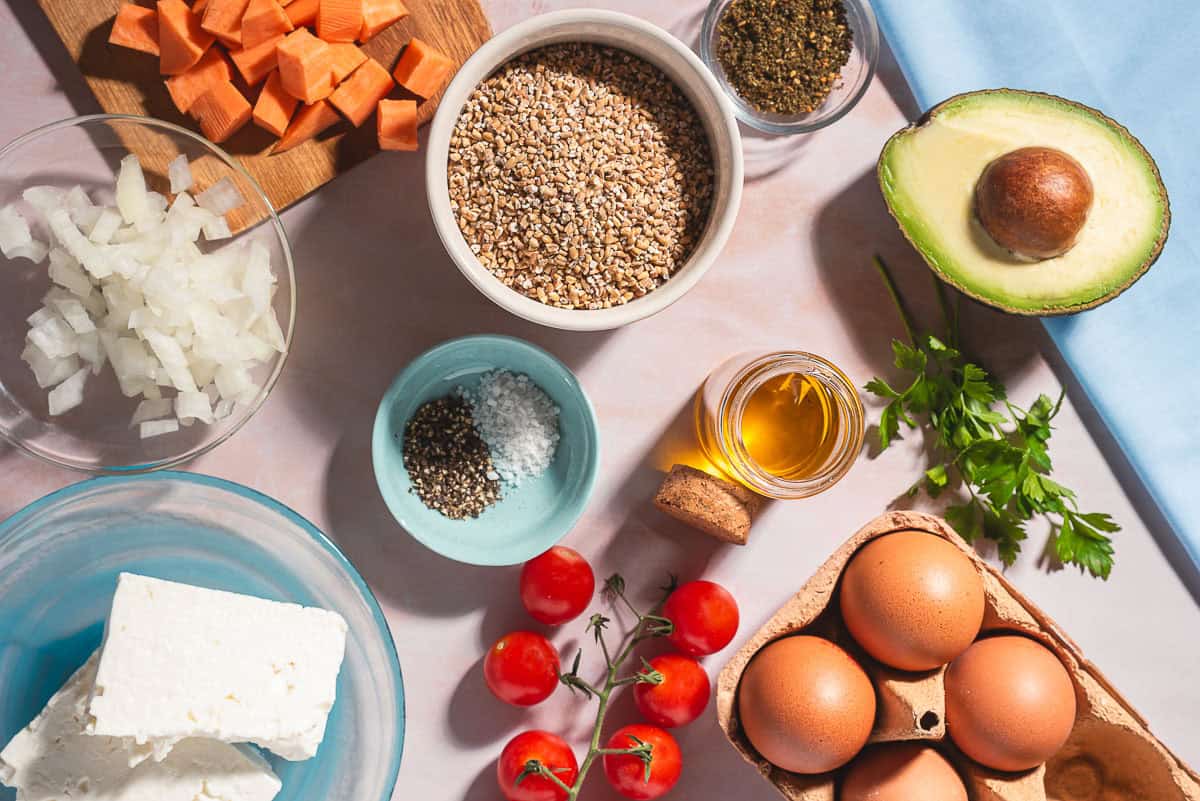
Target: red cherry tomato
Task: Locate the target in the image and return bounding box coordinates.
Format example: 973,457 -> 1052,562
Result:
497,730 -> 579,801
484,631 -> 560,706
663,580 -> 739,657
602,724 -> 682,800
520,546 -> 596,625
633,653 -> 711,728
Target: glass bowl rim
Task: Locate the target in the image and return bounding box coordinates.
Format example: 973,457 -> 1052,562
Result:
0,113 -> 297,475
0,470 -> 405,801
699,0 -> 881,135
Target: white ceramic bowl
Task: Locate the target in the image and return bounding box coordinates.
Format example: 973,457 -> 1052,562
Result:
426,10 -> 744,331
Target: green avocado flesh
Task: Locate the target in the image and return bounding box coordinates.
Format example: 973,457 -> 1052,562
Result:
878,90 -> 1169,314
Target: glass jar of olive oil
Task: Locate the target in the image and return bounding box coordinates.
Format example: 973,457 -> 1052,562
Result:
695,352 -> 864,499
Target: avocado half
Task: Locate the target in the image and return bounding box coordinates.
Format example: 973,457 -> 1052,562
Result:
878,89 -> 1171,315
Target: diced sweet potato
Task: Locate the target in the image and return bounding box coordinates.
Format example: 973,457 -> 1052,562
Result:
316,0 -> 361,43
274,99 -> 340,152
165,47 -> 233,112
240,0 -> 292,49
391,37 -> 453,99
109,4 -> 160,56
157,0 -> 215,75
228,32 -> 284,84
192,0 -> 209,16
377,98 -> 417,151
190,80 -> 252,142
330,58 -> 393,126
276,28 -> 335,102
359,0 -> 408,42
200,0 -> 250,46
252,70 -> 298,137
284,0 -> 318,26
329,43 -> 366,84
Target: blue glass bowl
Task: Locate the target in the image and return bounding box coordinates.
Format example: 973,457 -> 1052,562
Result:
0,473 -> 403,801
373,335 -> 600,566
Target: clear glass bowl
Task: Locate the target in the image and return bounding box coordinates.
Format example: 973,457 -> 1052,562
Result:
0,472 -> 404,801
0,115 -> 295,473
699,0 -> 880,134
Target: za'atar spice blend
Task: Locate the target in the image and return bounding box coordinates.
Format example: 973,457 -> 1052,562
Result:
716,0 -> 854,115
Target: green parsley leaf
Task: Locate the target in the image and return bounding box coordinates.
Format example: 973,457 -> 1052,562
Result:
863,256 -> 1120,579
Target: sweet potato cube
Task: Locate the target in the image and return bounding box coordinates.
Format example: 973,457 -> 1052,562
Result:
192,0 -> 209,16
377,98 -> 417,151
228,33 -> 284,84
157,0 -> 215,75
316,0 -> 361,43
109,4 -> 160,56
190,80 -> 252,142
165,47 -> 233,112
253,70 -> 298,137
284,0 -> 318,26
200,0 -> 250,45
392,37 -> 454,99
329,43 -> 367,84
359,0 -> 408,42
330,58 -> 393,126
240,0 -> 292,49
276,28 -> 335,102
274,99 -> 341,152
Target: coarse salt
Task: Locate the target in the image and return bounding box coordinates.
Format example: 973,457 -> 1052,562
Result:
463,370 -> 560,486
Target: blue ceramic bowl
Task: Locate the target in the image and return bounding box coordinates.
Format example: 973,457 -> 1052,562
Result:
372,335 -> 600,566
0,473 -> 403,801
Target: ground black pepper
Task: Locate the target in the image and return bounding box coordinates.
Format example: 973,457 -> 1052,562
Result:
403,396 -> 501,520
716,0 -> 854,116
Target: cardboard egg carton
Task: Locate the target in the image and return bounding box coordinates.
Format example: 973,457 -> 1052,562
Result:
716,511 -> 1200,801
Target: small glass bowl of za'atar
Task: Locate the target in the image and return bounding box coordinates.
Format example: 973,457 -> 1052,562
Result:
0,115 -> 294,473
700,0 -> 880,134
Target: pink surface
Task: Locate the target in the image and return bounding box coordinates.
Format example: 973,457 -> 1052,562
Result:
1,1 -> 1198,799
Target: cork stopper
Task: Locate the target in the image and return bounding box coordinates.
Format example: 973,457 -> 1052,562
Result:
653,464 -> 765,545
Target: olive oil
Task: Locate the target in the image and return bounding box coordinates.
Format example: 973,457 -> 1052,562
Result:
737,372 -> 841,480
694,352 -> 864,499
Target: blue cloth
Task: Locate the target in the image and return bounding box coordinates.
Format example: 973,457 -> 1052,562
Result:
872,1 -> 1200,571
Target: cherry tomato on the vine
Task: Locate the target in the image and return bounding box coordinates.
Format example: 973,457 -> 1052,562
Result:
497,730 -> 579,801
484,631 -> 560,706
520,546 -> 596,625
633,653 -> 711,728
602,724 -> 682,800
662,580 -> 739,657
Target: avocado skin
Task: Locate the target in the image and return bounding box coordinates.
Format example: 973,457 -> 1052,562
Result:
877,89 -> 1171,316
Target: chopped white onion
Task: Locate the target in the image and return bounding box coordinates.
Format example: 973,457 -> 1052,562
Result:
196,177 -> 243,216
48,248 -> 94,297
15,156 -> 282,433
168,155 -> 194,193
139,419 -> 179,439
115,154 -> 149,225
88,209 -> 122,244
21,342 -> 79,388
130,397 -> 173,426
48,367 -> 89,415
175,390 -> 214,423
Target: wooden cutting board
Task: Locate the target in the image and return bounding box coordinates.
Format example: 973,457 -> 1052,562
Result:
35,0 -> 492,212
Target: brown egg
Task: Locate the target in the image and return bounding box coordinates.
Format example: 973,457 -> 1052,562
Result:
945,635 -> 1077,771
839,531 -> 984,672
841,743 -> 968,801
975,146 -> 1094,260
738,636 -> 876,774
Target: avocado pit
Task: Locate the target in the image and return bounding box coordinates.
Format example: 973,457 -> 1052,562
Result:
974,146 -> 1094,260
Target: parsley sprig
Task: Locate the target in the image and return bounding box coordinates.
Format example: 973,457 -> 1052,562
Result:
864,256 -> 1119,579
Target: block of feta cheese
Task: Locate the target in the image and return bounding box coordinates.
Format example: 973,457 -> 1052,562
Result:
0,651 -> 282,801
88,573 -> 349,761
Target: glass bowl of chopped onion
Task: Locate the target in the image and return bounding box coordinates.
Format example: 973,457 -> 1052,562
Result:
0,115 -> 295,473
700,0 -> 880,135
